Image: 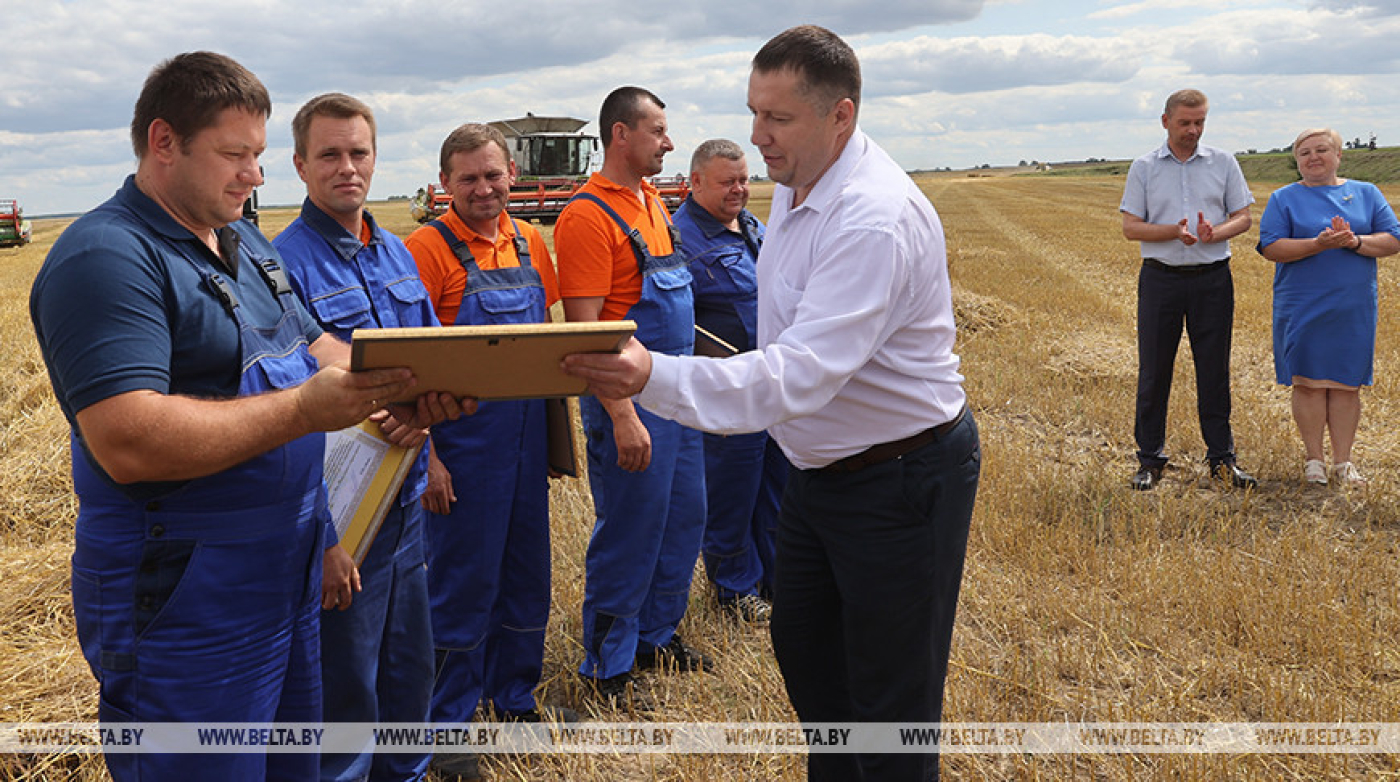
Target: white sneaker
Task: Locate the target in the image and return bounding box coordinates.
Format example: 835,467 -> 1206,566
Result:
1331,462 -> 1366,486
1304,459 -> 1327,485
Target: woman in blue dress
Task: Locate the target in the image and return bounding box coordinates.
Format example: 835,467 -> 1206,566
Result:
1258,128 -> 1400,486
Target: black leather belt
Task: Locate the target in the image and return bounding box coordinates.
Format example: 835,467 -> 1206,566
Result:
820,407 -> 967,474
1143,257 -> 1228,275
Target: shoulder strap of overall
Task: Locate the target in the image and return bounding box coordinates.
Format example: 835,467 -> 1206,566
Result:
568,191 -> 649,268
429,219 -> 479,270
160,230 -> 243,315
508,218 -> 532,267
648,193 -> 681,251
254,257 -> 293,297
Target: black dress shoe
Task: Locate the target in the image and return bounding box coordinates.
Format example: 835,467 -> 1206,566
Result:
580,671 -> 655,712
1211,461 -> 1258,489
635,634 -> 714,672
1131,466 -> 1162,491
499,705 -> 581,724
429,752 -> 481,781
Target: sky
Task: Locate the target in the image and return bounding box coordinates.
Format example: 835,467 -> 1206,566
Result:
5,0 -> 1400,216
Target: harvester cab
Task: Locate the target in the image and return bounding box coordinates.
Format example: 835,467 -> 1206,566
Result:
494,114 -> 598,181
411,113 -> 688,224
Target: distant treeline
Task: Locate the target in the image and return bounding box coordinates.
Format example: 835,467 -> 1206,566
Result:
1027,147 -> 1400,184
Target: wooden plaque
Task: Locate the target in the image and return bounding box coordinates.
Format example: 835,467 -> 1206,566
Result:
349,320 -> 636,402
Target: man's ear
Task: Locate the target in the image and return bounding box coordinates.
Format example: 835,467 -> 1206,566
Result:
832,98 -> 856,134
147,118 -> 179,164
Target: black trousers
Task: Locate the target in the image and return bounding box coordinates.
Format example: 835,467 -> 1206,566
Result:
1134,260 -> 1237,468
770,412 -> 980,782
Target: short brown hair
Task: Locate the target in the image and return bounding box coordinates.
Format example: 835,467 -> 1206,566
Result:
1164,89 -> 1208,116
292,93 -> 377,159
753,25 -> 861,117
439,123 -> 511,178
598,86 -> 666,150
130,51 -> 271,159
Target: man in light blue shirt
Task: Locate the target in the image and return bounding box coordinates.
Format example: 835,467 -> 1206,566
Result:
1120,88 -> 1256,491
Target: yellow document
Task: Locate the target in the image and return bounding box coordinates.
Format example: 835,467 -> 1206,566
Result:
323,420 -> 422,565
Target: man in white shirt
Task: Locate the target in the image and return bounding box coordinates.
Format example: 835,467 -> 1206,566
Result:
565,25 -> 979,781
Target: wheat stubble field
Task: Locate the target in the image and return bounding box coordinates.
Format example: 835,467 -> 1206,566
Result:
1,173 -> 1398,780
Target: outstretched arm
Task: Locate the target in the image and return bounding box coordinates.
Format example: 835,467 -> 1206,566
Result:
76,353 -> 416,484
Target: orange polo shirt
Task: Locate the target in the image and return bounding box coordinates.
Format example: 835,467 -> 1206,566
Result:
554,173 -> 676,322
405,207 -> 559,326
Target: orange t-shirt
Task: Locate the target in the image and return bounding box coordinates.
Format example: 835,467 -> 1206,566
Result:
554,173 -> 676,322
405,207 -> 559,326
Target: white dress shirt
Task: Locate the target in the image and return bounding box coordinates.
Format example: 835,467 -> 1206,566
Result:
637,130 -> 965,469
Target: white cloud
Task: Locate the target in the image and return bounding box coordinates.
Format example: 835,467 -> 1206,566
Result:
1166,7 -> 1400,76
1308,0 -> 1400,15
0,0 -> 984,133
861,34 -> 1141,95
12,0 -> 1400,213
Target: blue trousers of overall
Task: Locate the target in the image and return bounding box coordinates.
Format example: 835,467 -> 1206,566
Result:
571,193 -> 706,680
424,220 -> 552,721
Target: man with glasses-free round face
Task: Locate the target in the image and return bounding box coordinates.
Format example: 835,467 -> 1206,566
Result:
672,139 -> 786,625
403,123 -> 568,780
29,54 -> 463,782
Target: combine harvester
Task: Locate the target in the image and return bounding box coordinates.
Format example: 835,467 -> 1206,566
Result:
0,199 -> 32,247
411,114 -> 688,223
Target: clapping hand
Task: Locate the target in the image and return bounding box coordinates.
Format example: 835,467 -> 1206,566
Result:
1175,217 -> 1198,245
1317,215 -> 1355,249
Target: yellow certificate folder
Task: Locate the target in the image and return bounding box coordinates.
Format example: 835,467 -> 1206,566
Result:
349,321 -> 636,403
323,420 -> 422,565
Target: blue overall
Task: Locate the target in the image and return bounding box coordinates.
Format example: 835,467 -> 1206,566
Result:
674,199 -> 786,602
571,193 -> 706,680
70,252 -> 324,782
701,435 -> 786,600
423,219 -> 552,722
272,203 -> 435,782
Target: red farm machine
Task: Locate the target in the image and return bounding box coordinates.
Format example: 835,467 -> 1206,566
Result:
0,199 -> 32,247
410,114 -> 688,224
